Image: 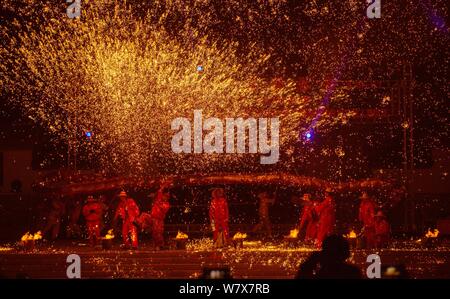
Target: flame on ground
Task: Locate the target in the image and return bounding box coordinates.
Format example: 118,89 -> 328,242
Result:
425,229 -> 439,238
105,229 -> 114,239
176,231 -> 189,239
344,230 -> 357,239
21,232 -> 32,242
233,232 -> 248,240
21,231 -> 42,242
287,229 -> 299,239
33,231 -> 42,240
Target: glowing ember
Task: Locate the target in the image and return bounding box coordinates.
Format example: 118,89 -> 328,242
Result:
0,247 -> 14,252
242,241 -> 262,247
20,232 -> 32,242
425,229 -> 439,238
175,231 -> 189,239
385,266 -> 401,276
104,229 -> 114,240
233,232 -> 248,240
33,231 -> 42,241
186,238 -> 214,251
286,229 -> 299,239
344,230 -> 357,239
20,231 -> 42,242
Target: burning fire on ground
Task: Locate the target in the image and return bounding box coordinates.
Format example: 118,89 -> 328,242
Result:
343,230 -> 358,239
104,229 -> 114,240
175,231 -> 189,239
233,232 -> 248,240
20,231 -> 42,242
286,229 -> 299,239
425,229 -> 439,238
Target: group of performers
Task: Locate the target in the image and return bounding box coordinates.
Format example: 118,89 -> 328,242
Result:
83,184 -> 227,250
109,184 -> 171,250
253,188 -> 390,248
293,190 -> 390,248
42,184 -> 390,250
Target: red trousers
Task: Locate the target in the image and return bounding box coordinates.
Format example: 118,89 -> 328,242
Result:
364,226 -> 376,249
375,234 -> 389,248
213,222 -> 229,242
122,221 -> 138,248
305,221 -> 318,241
152,219 -> 165,247
316,223 -> 333,247
86,221 -> 101,246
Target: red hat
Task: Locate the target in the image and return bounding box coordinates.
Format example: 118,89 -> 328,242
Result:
212,188 -> 225,199
258,191 -> 269,199
375,211 -> 385,218
359,192 -> 370,200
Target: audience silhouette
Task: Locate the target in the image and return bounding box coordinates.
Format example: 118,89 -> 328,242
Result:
296,234 -> 362,279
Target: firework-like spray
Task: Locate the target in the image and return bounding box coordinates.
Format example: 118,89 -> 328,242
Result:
1,0 -> 447,177
0,1 -> 328,175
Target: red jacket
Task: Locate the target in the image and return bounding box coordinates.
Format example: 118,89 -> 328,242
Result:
359,199 -> 376,227
209,197 -> 229,224
151,191 -> 170,221
374,219 -> 390,237
82,202 -> 103,222
115,198 -> 140,223
316,196 -> 335,233
374,218 -> 390,247
299,202 -> 318,239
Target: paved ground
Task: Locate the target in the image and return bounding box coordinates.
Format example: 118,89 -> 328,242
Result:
0,240 -> 449,279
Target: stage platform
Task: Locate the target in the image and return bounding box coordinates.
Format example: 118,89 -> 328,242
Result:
0,241 -> 449,279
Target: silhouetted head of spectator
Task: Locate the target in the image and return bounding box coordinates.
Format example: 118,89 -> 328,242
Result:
321,234 -> 351,262
16,272 -> 30,279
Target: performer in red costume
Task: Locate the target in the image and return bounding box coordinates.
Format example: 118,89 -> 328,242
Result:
252,192 -> 274,238
114,191 -> 140,249
82,195 -> 103,246
315,188 -> 336,247
150,185 -> 171,250
42,195 -> 66,241
298,193 -> 318,243
209,188 -> 229,247
358,192 -> 377,248
374,210 -> 390,248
